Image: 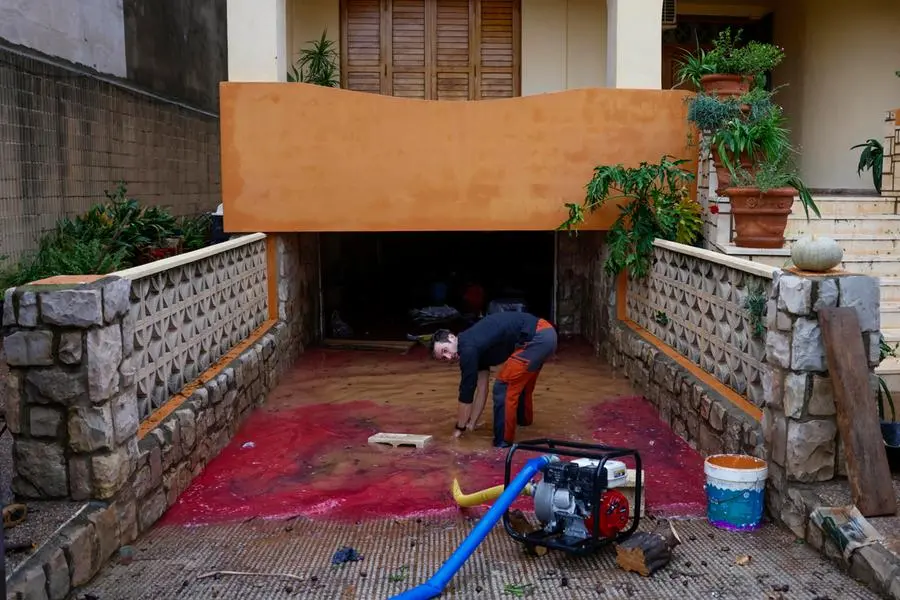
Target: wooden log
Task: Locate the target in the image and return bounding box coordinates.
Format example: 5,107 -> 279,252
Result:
614,521 -> 681,577
508,510 -> 547,557
819,307 -> 897,517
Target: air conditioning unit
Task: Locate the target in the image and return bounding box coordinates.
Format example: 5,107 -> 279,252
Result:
662,0 -> 677,30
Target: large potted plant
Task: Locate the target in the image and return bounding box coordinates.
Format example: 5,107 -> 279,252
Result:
676,28 -> 785,98
722,153 -> 820,248
688,89 -> 789,193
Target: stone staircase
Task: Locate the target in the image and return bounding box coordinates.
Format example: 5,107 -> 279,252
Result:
784,195 -> 900,392
786,196 -> 900,392
717,194 -> 900,392
704,110 -> 900,393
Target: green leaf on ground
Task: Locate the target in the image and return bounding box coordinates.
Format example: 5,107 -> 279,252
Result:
504,583 -> 536,597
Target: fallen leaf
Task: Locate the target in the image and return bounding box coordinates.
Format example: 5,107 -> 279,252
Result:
735,555 -> 751,566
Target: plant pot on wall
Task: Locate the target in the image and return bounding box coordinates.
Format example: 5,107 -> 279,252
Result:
700,74 -> 751,98
710,148 -> 753,193
723,187 -> 795,249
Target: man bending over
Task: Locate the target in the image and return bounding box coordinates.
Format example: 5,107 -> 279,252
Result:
430,311 -> 558,447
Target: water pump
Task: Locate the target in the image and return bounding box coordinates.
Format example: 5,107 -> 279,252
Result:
501,439 -> 643,555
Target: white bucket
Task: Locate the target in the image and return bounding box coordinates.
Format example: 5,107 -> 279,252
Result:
704,454 -> 768,531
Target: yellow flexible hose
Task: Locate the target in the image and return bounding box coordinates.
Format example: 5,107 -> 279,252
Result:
451,479 -> 533,508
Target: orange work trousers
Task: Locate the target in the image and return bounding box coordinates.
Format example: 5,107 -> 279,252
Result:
491,319 -> 558,447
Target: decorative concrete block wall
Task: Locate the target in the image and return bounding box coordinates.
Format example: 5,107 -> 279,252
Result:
115,234 -> 269,420
626,242 -> 772,407
762,271 -> 881,531
3,276 -> 139,501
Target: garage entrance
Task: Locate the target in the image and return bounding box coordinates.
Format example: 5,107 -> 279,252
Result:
320,231 -> 555,340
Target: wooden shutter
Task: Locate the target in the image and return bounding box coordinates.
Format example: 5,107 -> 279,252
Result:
474,0 -> 519,99
341,0 -> 385,93
433,0 -> 473,100
341,0 -> 520,100
389,0 -> 429,98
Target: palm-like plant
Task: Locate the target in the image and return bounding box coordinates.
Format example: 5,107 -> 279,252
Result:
288,29 -> 339,87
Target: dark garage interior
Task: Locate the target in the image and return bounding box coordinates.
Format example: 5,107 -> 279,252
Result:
320,232 -> 557,341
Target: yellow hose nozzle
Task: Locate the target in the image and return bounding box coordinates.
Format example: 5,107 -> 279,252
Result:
451,478 -> 533,508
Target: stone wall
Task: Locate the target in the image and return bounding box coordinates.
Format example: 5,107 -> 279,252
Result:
0,44 -> 220,264
274,233 -> 322,370
608,325 -> 764,458
3,236 -> 322,598
884,109 -> 900,200
762,270 -> 881,533
3,276 -> 138,501
555,231 -> 617,345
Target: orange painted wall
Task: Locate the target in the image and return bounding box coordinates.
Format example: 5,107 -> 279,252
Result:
220,83 -> 695,232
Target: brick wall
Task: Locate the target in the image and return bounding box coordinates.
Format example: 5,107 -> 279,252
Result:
0,43 -> 221,264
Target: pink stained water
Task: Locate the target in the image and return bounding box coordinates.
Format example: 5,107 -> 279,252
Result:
160,344 -> 707,527
590,397 -> 708,518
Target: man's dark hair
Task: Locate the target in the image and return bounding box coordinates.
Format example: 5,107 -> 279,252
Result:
429,329 -> 452,356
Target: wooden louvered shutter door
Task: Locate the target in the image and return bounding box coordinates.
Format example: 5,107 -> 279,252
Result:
389,0 -> 429,98
342,0 -> 385,93
474,0 -> 520,99
433,0 -> 474,100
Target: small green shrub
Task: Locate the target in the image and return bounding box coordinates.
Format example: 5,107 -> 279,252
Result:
687,94 -> 742,132
0,183 -> 213,290
675,28 -> 784,87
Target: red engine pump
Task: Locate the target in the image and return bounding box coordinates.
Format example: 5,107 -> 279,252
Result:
584,490 -> 630,538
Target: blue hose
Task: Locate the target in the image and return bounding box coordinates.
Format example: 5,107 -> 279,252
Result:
389,455 -> 552,600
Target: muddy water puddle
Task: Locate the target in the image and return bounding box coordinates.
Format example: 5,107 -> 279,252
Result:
163,342 -> 706,526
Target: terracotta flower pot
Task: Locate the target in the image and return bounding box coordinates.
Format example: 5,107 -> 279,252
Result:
700,74 -> 752,98
710,148 -> 753,193
722,187 -> 795,249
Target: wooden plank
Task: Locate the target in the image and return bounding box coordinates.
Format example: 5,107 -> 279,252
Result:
322,338 -> 415,352
819,307 -> 897,517
368,432 -> 433,448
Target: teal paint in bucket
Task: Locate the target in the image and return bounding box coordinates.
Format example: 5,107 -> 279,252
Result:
704,454 -> 768,531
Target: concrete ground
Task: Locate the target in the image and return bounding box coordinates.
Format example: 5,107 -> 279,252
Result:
158,343 -> 707,529
4,343 -> 888,598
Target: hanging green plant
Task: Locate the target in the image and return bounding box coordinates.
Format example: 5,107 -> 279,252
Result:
558,155 -> 700,279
